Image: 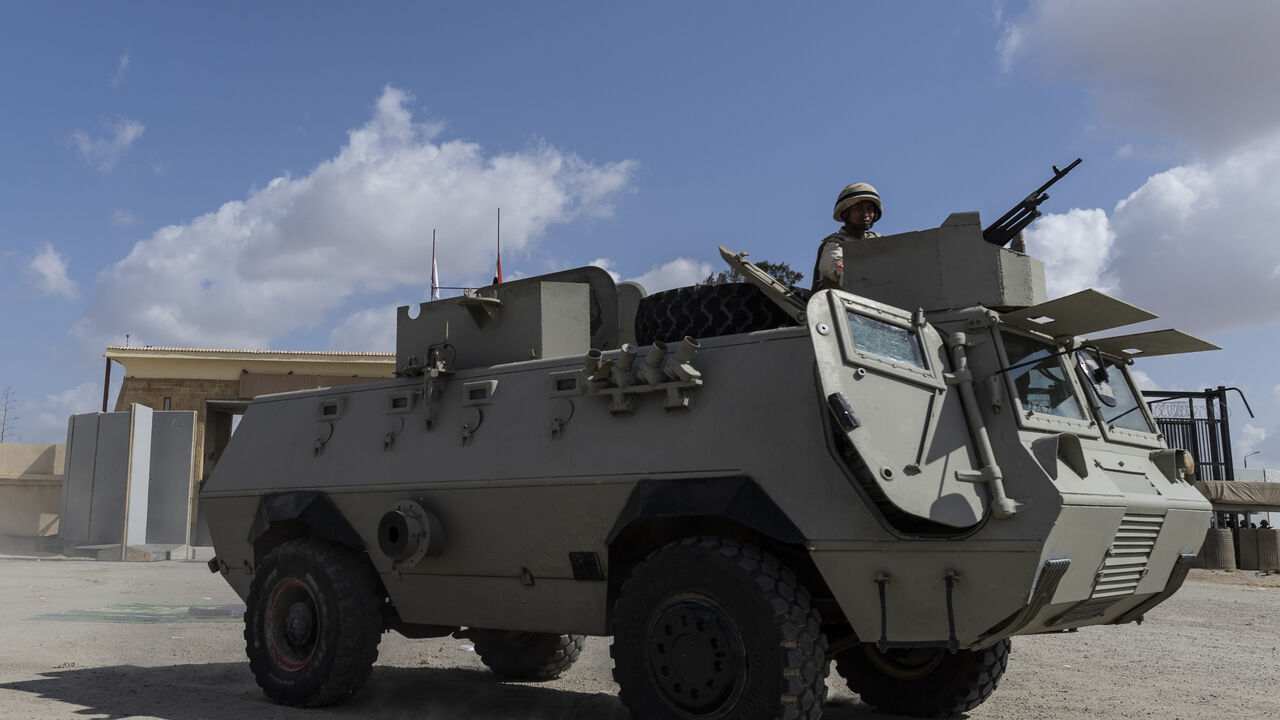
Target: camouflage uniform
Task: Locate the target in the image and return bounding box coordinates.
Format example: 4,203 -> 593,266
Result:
813,182 -> 883,293
812,227 -> 882,292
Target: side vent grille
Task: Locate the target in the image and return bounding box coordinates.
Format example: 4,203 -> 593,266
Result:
1052,513 -> 1163,626
1094,513 -> 1163,598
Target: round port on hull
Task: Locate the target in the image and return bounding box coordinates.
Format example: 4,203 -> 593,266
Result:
376,500 -> 444,567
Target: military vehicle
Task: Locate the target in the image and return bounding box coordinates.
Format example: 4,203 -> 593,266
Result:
202,168 -> 1217,719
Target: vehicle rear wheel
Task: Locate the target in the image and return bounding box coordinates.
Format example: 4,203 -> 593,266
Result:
470,629 -> 586,680
634,283 -> 796,345
610,537 -> 828,720
835,638 -> 1010,717
244,539 -> 382,707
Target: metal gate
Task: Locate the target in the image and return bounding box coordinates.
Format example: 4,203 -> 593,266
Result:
1141,386 -> 1253,483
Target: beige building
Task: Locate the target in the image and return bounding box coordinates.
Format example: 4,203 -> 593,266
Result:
0,443 -> 64,539
107,346 -> 395,537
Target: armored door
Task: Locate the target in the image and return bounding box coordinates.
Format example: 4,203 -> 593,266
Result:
808,291 -> 986,528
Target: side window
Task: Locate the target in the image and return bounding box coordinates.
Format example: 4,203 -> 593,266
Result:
1000,331 -> 1085,420
828,294 -> 940,390
846,311 -> 927,369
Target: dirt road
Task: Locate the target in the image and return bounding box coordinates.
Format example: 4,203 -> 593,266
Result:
0,551 -> 1275,719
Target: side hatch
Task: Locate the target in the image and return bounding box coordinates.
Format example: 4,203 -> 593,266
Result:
808,290 -> 986,528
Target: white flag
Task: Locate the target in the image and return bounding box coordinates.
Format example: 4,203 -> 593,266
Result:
431,256 -> 441,300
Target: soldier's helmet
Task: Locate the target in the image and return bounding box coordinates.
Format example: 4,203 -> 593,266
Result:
833,182 -> 882,223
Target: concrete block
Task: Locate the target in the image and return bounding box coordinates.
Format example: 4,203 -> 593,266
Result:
146,411 -> 197,545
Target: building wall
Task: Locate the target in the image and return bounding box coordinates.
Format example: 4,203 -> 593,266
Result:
0,443 -> 65,536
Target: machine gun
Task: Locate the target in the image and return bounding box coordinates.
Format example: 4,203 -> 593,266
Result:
983,158 -> 1082,246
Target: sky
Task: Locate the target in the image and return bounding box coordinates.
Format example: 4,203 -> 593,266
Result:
2,0 -> 1279,476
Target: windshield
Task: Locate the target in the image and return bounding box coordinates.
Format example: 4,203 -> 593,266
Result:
1001,332 -> 1085,420
1094,358 -> 1155,432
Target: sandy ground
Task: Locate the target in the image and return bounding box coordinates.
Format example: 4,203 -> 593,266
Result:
0,551 -> 1275,720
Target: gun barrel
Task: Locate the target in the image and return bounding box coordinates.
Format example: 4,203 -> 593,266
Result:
983,158 -> 1081,246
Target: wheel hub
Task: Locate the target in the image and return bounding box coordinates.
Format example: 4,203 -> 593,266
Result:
864,645 -> 946,680
284,601 -> 315,648
647,598 -> 744,715
266,578 -> 319,671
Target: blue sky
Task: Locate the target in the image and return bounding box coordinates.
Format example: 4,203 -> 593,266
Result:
3,0 -> 1279,475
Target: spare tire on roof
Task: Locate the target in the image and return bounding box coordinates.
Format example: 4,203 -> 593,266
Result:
634,283 -> 797,346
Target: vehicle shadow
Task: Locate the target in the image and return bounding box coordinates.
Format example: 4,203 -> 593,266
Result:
0,662 -> 928,720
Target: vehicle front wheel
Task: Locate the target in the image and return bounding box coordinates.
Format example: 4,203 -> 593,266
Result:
610,537 -> 828,720
470,629 -> 586,680
244,539 -> 383,707
835,638 -> 1010,717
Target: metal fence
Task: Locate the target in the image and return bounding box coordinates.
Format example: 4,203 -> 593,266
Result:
1141,386 -> 1252,483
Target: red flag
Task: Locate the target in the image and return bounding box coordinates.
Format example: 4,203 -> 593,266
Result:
496,253 -> 503,284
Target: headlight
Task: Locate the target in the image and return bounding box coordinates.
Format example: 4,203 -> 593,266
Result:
1177,449 -> 1196,478
1149,448 -> 1195,483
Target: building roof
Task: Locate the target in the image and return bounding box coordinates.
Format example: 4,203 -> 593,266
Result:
105,345 -> 393,358
105,345 -> 395,381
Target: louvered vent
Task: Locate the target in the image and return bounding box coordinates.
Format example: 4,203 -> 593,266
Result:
1052,513 -> 1163,626
1093,513 -> 1163,598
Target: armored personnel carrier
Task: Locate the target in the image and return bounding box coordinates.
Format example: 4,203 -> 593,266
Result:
203,199 -> 1216,718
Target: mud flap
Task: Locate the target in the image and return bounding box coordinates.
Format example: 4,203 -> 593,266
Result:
808,291 -> 986,528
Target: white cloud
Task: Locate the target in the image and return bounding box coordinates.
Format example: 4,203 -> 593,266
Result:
1023,207 -> 1115,299
20,382 -> 102,444
111,52 -> 130,87
71,118 -> 144,171
28,243 -> 78,299
1238,423 -> 1268,458
329,304 -> 399,352
74,86 -> 637,351
626,258 -> 715,295
999,1 -> 1280,157
110,210 -> 139,227
587,258 -> 620,283
1003,1 -> 1280,334
1100,138 -> 1280,333
1129,369 -> 1158,392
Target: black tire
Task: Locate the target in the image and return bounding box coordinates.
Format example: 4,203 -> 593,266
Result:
835,638 -> 1011,717
610,537 -> 828,720
244,539 -> 383,707
634,283 -> 796,346
470,629 -> 586,680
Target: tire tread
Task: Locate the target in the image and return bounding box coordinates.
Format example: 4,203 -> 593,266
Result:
244,539 -> 382,707
610,537 -> 828,720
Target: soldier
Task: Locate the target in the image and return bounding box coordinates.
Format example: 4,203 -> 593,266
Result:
812,182 -> 882,292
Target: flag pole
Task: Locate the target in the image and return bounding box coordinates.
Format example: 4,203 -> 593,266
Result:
431,229 -> 442,301
496,207 -> 503,284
